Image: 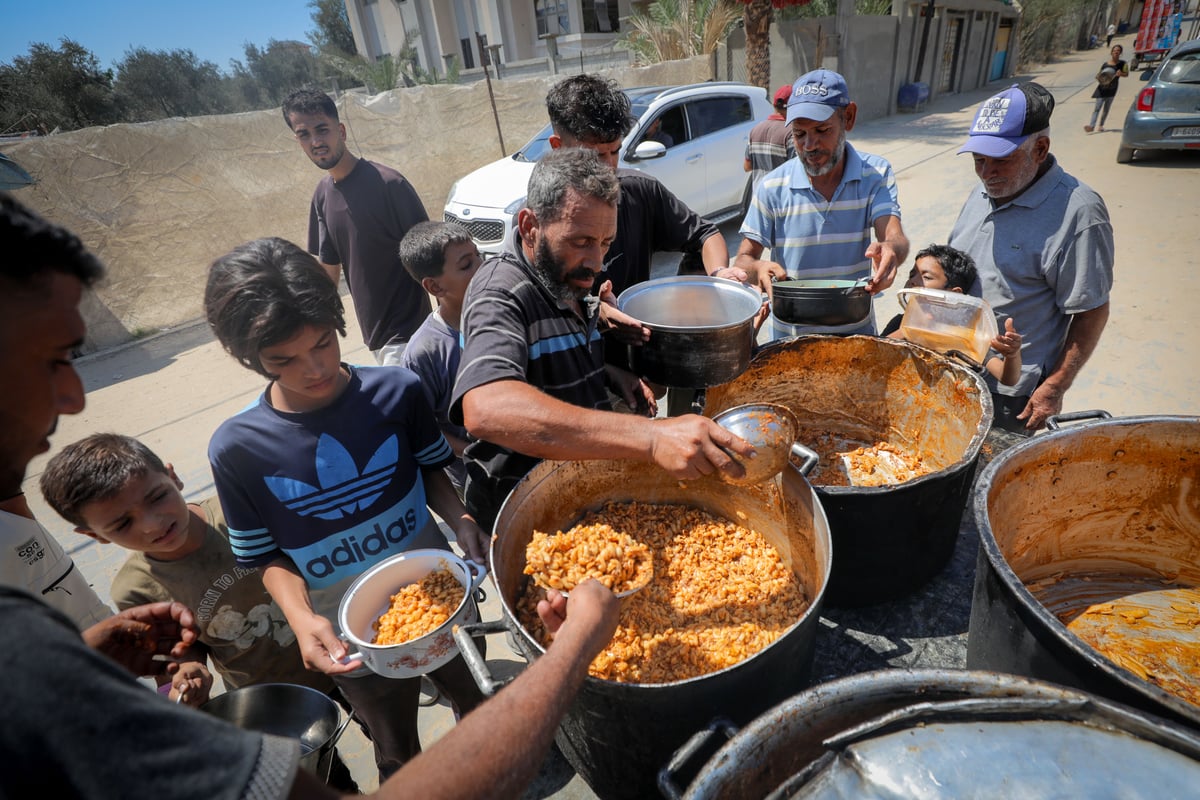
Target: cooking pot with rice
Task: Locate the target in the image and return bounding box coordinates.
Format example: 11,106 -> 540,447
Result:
968,412 -> 1200,729
455,457 -> 832,800
704,335 -> 991,607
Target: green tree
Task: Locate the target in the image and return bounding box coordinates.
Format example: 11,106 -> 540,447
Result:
233,39 -> 322,106
113,47 -> 231,121
621,0 -> 743,64
0,38 -> 119,133
308,0 -> 357,56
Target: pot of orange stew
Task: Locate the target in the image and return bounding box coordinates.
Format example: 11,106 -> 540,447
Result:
704,335 -> 992,607
456,457 -> 832,800
968,412 -> 1200,730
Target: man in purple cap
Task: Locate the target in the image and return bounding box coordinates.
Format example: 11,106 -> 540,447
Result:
744,84 -> 795,190
948,82 -> 1113,434
735,69 -> 909,340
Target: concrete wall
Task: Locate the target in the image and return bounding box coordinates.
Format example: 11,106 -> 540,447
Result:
1,56 -> 710,353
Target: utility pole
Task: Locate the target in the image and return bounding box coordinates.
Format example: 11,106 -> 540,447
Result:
476,31 -> 506,158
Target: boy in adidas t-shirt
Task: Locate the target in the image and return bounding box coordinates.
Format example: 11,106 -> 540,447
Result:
204,237 -> 488,781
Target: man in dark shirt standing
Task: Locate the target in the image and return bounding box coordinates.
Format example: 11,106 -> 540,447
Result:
544,75 -> 740,297
283,88 -> 429,364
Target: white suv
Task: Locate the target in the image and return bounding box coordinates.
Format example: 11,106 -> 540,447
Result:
443,82 -> 775,253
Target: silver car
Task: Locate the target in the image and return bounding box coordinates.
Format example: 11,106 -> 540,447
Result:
444,82 -> 774,253
1118,38 -> 1200,163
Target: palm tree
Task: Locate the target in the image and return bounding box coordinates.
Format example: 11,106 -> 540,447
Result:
737,0 -> 813,90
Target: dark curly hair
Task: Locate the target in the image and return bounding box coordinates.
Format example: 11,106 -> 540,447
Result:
546,74 -> 634,144
41,433 -> 170,528
0,193 -> 104,291
915,244 -> 977,292
204,237 -> 345,378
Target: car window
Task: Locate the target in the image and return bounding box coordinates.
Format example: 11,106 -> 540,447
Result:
1161,52 -> 1200,84
685,96 -> 753,139
639,106 -> 687,150
514,125 -> 554,163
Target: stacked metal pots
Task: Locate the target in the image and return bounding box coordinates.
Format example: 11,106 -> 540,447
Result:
458,457 -> 832,800
705,335 -> 992,606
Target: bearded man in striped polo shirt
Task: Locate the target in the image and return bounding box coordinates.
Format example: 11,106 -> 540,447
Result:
734,69 -> 911,340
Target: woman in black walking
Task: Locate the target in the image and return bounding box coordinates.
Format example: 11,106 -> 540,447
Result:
1085,44 -> 1129,132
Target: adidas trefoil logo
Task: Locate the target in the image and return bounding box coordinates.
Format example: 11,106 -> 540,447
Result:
264,434 -> 399,520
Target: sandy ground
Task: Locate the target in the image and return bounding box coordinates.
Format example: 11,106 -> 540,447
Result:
17,34 -> 1198,797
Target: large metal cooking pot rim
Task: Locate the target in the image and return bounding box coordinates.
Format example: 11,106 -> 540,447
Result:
616,276 -> 762,332
772,280 -> 869,297
680,668 -> 1200,798
339,548 -> 479,652
746,335 -> 993,492
490,462 -> 833,690
971,414 -> 1200,720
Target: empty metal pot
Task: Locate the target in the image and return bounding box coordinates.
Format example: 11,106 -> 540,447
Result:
201,683 -> 351,782
617,276 -> 762,388
968,413 -> 1200,729
770,279 -> 871,327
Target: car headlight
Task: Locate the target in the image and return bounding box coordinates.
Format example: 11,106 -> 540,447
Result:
504,196 -> 527,215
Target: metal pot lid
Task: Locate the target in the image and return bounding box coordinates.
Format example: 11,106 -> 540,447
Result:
769,694 -> 1200,799
617,276 -> 762,331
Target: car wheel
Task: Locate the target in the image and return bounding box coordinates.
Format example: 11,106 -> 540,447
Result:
1116,145 -> 1135,164
1130,57 -> 1139,69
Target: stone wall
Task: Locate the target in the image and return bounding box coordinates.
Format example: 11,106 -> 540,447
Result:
2,56 -> 710,352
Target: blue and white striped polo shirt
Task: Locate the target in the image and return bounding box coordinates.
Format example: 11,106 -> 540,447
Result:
741,142 -> 901,339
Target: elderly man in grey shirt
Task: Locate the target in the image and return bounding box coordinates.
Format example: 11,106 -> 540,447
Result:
949,82 -> 1113,434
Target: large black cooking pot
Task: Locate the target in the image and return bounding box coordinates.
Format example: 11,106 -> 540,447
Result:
968,413 -> 1200,729
704,335 -> 991,606
617,276 -> 762,388
660,669 -> 1200,799
454,457 -> 832,800
770,279 -> 871,327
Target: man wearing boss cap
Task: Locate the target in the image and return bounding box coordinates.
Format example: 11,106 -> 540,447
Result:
736,69 -> 910,340
949,82 -> 1113,434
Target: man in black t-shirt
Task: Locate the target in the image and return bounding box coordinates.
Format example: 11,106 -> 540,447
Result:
283,88 -> 429,364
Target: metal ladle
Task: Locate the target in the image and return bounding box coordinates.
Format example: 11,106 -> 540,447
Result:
712,402 -> 802,486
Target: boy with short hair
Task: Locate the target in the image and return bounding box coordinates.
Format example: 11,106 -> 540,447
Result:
398,221 -> 483,494
882,243 -> 1023,386
204,236 -> 488,780
39,433 -> 341,697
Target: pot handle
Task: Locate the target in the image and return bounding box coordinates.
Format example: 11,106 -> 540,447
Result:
656,717 -> 739,800
465,559 -> 488,604
319,711 -> 355,783
453,619 -> 515,697
1045,409 -> 1113,430
790,442 -> 820,476
945,349 -> 985,374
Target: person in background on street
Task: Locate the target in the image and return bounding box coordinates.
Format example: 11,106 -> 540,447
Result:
949,82 -> 1113,434
744,84 -> 796,190
735,69 -> 910,340
1107,22 -> 1117,48
1085,44 -> 1129,133
881,244 -> 1023,387
450,148 -> 756,531
205,237 -> 489,780
282,87 -> 429,365
643,117 -> 674,148
398,221 -> 483,496
0,191 -> 624,800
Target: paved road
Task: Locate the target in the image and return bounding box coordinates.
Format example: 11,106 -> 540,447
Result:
20,35 -> 1197,797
